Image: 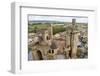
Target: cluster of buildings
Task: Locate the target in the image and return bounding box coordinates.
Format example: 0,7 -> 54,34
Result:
28,19 -> 88,60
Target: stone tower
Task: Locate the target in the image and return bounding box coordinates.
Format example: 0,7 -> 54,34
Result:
70,19 -> 79,58
50,23 -> 53,40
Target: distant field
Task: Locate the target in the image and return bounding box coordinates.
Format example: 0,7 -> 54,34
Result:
28,23 -> 49,33
28,22 -> 88,35
28,23 -> 66,35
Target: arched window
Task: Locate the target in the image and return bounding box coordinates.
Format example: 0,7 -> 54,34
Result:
48,49 -> 51,53
52,50 -> 54,53
46,36 -> 50,40
37,50 -> 43,60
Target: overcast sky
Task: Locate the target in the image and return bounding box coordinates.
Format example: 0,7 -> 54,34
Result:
28,15 -> 88,23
